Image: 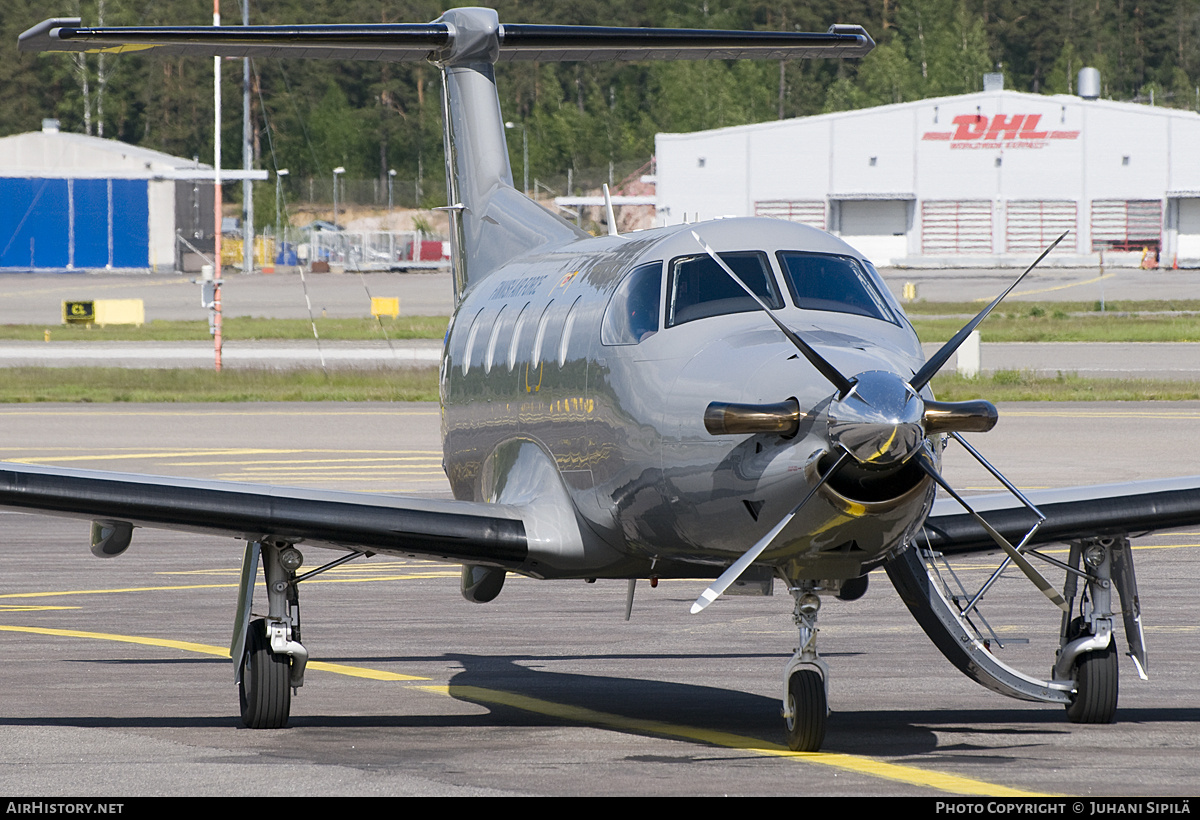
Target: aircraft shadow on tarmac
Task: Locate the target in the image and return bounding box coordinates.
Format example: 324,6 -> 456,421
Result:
16,652 -> 1199,758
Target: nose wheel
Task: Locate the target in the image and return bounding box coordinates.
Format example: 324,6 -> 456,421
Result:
781,583 -> 830,752
784,668 -> 826,752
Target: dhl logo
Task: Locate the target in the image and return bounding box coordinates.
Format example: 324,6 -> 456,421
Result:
922,114 -> 1079,146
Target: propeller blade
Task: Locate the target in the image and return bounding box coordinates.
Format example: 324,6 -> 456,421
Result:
704,399 -> 800,436
915,447 -> 1067,611
910,230 -> 1069,390
691,451 -> 849,614
692,231 -> 853,396
923,399 -> 998,435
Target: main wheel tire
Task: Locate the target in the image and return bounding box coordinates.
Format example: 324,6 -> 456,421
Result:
784,669 -> 827,752
1065,644 -> 1118,724
239,619 -> 291,729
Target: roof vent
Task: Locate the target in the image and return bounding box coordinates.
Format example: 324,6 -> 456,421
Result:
1078,67 -> 1100,100
41,118 -> 60,134
982,73 -> 1004,92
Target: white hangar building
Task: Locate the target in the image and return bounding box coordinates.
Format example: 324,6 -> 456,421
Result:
655,86 -> 1200,268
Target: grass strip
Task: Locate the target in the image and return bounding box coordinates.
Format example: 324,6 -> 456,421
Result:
0,366 -> 439,403
18,304 -> 1200,343
912,312 -> 1200,343
929,370 -> 1200,401
0,366 -> 1195,403
17,316 -> 450,343
901,299 -> 1200,316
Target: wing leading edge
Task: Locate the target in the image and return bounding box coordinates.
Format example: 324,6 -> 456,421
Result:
922,475 -> 1200,553
0,462 -> 527,567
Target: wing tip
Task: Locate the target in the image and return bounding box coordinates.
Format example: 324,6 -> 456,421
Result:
19,18 -> 81,52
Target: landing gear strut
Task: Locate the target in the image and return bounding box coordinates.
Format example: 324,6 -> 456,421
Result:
231,543 -> 370,729
781,583 -> 828,752
234,541 -> 308,729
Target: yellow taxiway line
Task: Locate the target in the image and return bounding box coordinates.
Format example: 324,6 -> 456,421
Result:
0,622 -> 1045,797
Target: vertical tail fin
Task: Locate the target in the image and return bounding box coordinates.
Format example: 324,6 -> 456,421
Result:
435,9 -> 586,301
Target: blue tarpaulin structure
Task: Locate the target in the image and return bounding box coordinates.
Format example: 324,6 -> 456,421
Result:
0,177 -> 149,269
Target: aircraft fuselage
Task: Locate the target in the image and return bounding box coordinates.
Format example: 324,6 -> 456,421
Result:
441,217 -> 937,584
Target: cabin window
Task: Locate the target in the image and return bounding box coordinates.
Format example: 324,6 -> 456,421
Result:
559,297 -> 583,367
532,300 -> 554,364
776,252 -> 898,324
484,305 -> 507,374
666,251 -> 782,327
602,262 -> 662,345
461,307 -> 486,376
508,302 -> 531,372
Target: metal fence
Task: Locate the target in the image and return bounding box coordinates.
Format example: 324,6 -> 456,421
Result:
309,230 -> 449,270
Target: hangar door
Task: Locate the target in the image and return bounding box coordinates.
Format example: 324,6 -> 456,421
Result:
1172,198 -> 1200,263
1091,200 -> 1161,253
922,201 -> 993,255
754,200 -> 826,230
0,178 -> 149,269
1006,201 -> 1077,254
831,199 -> 910,261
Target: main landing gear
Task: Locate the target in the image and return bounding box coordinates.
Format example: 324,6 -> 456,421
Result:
1055,537 -> 1139,724
234,541 -> 308,729
232,541 -> 369,729
887,534 -> 1144,728
781,583 -> 828,752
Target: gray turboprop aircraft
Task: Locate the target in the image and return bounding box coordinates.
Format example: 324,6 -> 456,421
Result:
15,8 -> 1200,752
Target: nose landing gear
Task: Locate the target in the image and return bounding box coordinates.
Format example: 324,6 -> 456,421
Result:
781,583 -> 829,752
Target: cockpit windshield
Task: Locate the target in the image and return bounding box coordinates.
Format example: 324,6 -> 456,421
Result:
602,262 -> 662,345
776,252 -> 898,324
667,251 -> 783,327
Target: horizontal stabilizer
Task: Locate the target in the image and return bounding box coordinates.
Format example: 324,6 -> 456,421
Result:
20,17 -> 874,63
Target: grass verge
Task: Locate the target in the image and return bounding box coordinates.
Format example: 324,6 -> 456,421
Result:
912,312 -> 1200,343
929,370 -> 1200,401
901,299 -> 1200,316
0,367 -> 440,403
18,303 -> 1200,343
0,366 -> 1195,403
18,316 -> 450,343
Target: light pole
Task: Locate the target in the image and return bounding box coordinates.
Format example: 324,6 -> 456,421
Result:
275,168 -> 288,245
332,166 -> 345,229
505,121 -> 528,197
388,168 -> 396,215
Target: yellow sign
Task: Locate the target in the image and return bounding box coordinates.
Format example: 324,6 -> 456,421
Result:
62,299 -> 144,326
62,301 -> 95,324
371,297 -> 400,319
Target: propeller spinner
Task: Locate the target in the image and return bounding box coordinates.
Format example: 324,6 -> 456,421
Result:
689,230 -> 1069,614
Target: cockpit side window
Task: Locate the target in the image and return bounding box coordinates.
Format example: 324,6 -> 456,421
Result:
602,262 -> 662,346
666,251 -> 782,327
776,251 -> 898,324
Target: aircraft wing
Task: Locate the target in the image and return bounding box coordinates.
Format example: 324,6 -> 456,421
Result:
922,475 -> 1200,553
0,461 -> 528,567
18,18 -> 874,63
